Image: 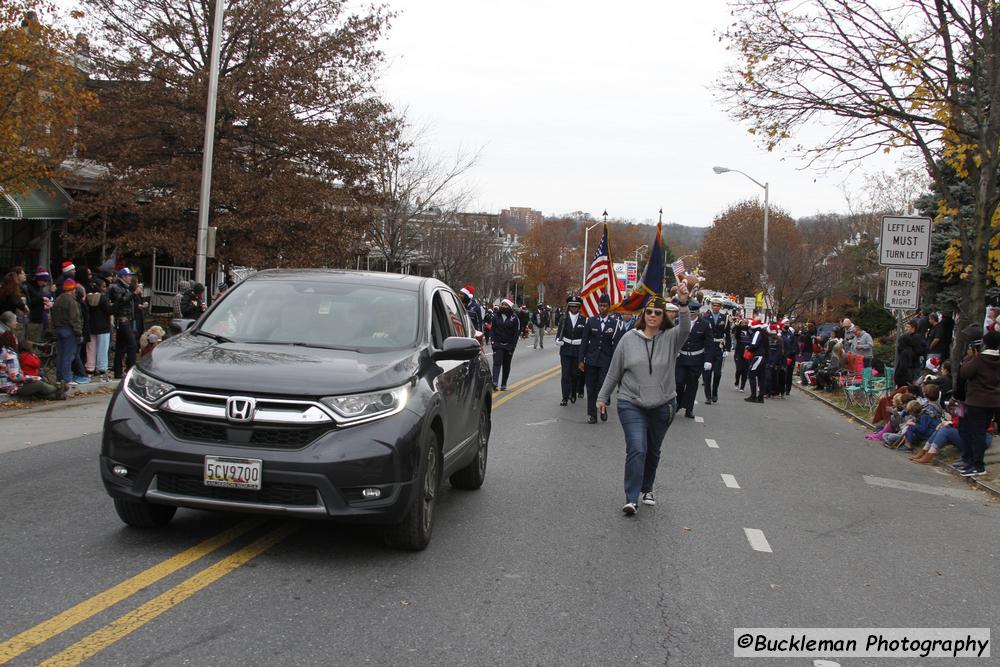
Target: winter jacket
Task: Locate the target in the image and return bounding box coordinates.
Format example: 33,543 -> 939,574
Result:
107,279 -> 135,323
490,311 -> 521,352
910,401 -> 944,442
50,292 -> 82,336
23,281 -> 52,324
87,292 -> 112,335
959,351 -> 1000,409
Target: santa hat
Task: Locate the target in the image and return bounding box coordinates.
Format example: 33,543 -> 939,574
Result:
460,285 -> 474,298
61,261 -> 75,273
768,323 -> 781,334
926,356 -> 942,371
780,318 -> 790,325
500,298 -> 514,308
750,319 -> 764,329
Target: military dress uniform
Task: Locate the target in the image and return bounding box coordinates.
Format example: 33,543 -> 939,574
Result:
675,302 -> 711,418
555,297 -> 587,404
701,307 -> 731,404
579,308 -> 620,423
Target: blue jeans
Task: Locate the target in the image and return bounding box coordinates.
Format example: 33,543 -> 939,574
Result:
929,424 -> 964,455
55,326 -> 77,383
617,398 -> 676,504
93,333 -> 110,373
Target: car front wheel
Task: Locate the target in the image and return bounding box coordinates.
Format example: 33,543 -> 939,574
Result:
113,498 -> 177,528
450,403 -> 489,490
384,431 -> 440,551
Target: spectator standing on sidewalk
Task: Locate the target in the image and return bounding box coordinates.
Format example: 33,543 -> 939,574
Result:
108,268 -> 138,379
0,269 -> 29,324
926,313 -> 947,362
894,321 -> 922,388
87,278 -> 112,382
181,282 -> 206,319
596,283 -> 692,516
955,330 -> 1000,477
173,280 -> 191,318
50,279 -> 82,387
24,268 -> 52,343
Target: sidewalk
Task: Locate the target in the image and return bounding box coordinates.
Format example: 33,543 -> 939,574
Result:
0,376 -> 120,410
794,380 -> 1000,500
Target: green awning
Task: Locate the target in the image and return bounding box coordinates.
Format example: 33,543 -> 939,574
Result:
0,179 -> 72,219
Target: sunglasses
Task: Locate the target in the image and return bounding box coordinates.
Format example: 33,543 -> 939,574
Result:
644,308 -> 664,316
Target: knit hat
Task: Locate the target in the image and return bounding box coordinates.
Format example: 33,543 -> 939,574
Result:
460,285 -> 474,298
926,357 -> 942,371
34,267 -> 50,281
61,261 -> 75,273
62,279 -> 77,291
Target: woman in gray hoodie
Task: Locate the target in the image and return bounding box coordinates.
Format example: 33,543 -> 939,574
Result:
597,283 -> 692,515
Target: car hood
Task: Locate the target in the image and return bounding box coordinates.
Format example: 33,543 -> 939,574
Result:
139,334 -> 422,396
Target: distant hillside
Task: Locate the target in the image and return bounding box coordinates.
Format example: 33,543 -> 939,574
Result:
662,223 -> 706,256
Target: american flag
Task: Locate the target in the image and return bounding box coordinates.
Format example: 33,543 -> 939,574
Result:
580,225 -> 623,317
671,258 -> 686,280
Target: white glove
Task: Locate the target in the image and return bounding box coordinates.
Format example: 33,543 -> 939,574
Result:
555,339 -> 564,347
703,362 -> 713,371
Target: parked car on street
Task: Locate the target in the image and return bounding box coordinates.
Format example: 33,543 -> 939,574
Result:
101,270 -> 493,550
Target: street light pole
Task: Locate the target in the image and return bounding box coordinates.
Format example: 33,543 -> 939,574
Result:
195,0 -> 226,285
712,166 -> 769,310
582,212 -> 605,286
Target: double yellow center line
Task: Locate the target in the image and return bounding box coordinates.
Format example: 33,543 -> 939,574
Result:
2,363 -> 560,665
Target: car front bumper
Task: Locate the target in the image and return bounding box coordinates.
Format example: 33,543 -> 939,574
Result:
100,390 -> 427,523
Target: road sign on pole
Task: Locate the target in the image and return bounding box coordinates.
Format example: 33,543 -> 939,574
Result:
879,216 -> 932,267
884,268 -> 920,310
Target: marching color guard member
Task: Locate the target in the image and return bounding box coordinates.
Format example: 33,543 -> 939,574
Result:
556,295 -> 587,405
579,294 -> 620,423
675,299 -> 711,419
701,297 -> 731,404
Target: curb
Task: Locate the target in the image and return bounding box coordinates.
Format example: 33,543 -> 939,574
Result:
793,383 -> 1000,502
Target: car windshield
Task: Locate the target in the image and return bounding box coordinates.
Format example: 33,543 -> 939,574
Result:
197,280 -> 420,350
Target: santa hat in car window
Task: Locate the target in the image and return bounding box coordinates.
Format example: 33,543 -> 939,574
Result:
460,285 -> 475,299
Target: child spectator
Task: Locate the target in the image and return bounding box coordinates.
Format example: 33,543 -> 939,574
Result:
882,399 -> 923,450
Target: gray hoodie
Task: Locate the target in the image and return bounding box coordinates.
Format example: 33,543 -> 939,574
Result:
597,310 -> 691,408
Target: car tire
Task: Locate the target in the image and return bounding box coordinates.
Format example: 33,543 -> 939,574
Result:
384,431 -> 440,551
450,403 -> 490,490
113,498 -> 177,528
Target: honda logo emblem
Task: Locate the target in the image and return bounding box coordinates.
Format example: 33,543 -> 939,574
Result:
226,396 -> 256,423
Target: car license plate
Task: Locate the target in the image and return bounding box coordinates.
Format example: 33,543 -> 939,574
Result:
204,456 -> 262,490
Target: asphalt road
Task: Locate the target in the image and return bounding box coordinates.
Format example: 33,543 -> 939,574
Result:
1,339 -> 997,666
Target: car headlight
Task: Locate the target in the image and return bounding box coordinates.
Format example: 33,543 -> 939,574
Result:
321,384 -> 409,425
124,368 -> 175,407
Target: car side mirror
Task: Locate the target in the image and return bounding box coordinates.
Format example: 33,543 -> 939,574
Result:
431,336 -> 481,361
169,318 -> 196,336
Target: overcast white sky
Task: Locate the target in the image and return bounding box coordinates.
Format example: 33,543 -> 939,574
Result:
377,1 -> 900,227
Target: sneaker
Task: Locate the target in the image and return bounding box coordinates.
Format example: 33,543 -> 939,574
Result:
641,491 -> 656,506
949,460 -> 970,469
622,502 -> 637,516
100,373 -> 109,383
73,375 -> 91,384
961,467 -> 986,477
66,380 -> 78,387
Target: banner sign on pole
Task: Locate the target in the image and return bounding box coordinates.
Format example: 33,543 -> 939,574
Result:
884,268 -> 920,310
743,297 -> 756,318
879,216 -> 932,267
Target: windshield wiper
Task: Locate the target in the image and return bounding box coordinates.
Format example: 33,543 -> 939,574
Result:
290,342 -> 362,352
191,329 -> 232,344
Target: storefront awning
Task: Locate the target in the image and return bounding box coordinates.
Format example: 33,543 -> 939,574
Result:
0,179 -> 72,219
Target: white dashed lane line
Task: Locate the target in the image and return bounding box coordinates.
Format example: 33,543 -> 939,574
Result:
721,474 -> 740,489
705,438 -> 718,449
744,528 -> 773,553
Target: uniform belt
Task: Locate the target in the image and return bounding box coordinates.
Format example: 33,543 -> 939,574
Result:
679,349 -> 704,356
564,338 -> 581,344
713,337 -> 725,342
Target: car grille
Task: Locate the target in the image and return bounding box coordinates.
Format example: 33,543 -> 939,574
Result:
157,473 -> 318,506
162,414 -> 330,449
